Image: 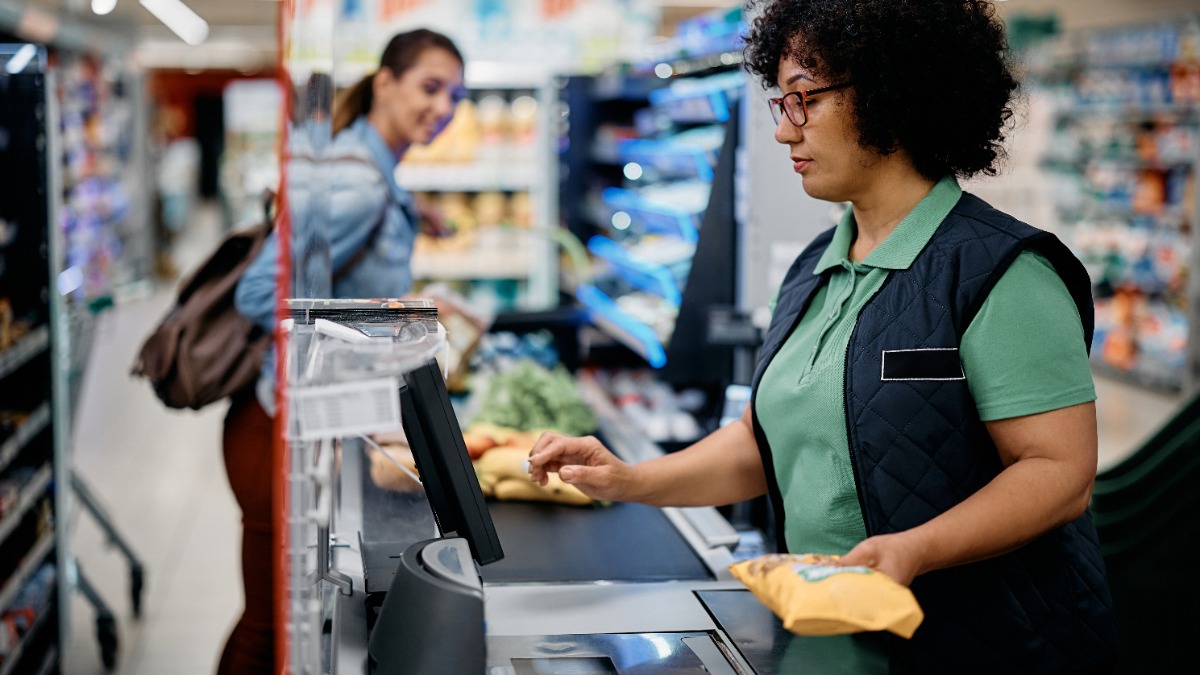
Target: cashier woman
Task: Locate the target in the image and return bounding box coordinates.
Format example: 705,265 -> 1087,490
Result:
529,1 -> 1118,672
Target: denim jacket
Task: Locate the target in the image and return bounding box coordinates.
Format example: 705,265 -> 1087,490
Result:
235,117 -> 419,414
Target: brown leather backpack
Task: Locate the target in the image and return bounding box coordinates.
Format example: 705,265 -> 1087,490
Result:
131,221 -> 274,410
133,149 -> 391,410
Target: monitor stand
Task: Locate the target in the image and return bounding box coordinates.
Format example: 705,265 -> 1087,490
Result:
367,537 -> 485,674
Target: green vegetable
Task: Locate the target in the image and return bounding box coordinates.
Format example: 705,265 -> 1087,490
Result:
471,361 -> 596,436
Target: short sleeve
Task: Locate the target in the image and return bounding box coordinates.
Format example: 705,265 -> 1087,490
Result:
961,250 -> 1097,421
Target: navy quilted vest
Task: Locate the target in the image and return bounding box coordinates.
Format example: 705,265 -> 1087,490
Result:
750,193 -> 1118,673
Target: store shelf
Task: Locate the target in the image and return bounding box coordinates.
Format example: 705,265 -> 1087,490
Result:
0,403 -> 51,475
576,284 -> 667,368
411,247 -> 533,280
0,532 -> 54,614
1043,156 -> 1194,171
600,188 -> 701,243
0,596 -> 54,675
618,139 -> 716,181
591,75 -> 660,103
652,51 -> 744,80
1054,103 -> 1199,121
1059,204 -> 1191,228
0,464 -> 54,545
395,161 -> 539,192
0,326 -> 50,380
587,236 -> 682,305
648,85 -> 734,125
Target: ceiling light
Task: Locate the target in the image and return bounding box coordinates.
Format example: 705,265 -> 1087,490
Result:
140,0 -> 209,46
92,0 -> 118,16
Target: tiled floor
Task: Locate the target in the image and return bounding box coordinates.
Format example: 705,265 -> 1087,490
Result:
59,203 -> 1190,673
62,204 -> 241,675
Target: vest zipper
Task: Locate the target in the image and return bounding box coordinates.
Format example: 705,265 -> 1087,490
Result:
842,332 -> 871,537
843,270 -> 895,538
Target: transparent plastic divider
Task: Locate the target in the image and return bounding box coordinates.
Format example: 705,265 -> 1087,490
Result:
284,303 -> 446,673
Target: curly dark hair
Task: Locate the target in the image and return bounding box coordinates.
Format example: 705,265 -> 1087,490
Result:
744,0 -> 1019,180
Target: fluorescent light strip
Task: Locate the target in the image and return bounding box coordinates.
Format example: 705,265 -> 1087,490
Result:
140,0 -> 209,46
5,44 -> 37,74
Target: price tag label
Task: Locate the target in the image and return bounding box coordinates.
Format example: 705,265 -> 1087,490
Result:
290,377 -> 402,441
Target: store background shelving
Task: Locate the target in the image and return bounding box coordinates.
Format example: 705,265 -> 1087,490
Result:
560,7 -> 746,377
1028,17 -> 1200,392
220,79 -> 284,230
56,51 -> 149,304
0,43 -> 63,675
397,76 -> 559,315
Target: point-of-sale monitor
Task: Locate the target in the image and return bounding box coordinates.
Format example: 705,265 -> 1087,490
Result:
399,360 -> 503,566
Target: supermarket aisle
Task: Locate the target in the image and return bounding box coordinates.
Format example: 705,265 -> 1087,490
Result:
63,202 -> 241,675
55,200 -> 1184,673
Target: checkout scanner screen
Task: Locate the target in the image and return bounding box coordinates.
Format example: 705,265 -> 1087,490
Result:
400,360 -> 504,565
512,657 -> 619,674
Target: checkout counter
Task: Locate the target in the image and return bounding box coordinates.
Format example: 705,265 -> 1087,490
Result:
283,302 -> 818,674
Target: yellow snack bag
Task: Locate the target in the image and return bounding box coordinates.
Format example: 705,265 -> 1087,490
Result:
729,553 -> 924,638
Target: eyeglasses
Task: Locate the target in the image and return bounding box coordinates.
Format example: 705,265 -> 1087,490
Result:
768,82 -> 852,127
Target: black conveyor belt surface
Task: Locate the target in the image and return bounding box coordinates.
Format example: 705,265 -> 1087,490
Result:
357,455 -> 712,588
481,500 -> 713,583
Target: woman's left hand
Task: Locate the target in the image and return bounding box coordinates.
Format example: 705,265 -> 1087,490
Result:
837,532 -> 927,587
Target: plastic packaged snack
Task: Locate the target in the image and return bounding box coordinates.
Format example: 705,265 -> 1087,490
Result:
729,553 -> 924,638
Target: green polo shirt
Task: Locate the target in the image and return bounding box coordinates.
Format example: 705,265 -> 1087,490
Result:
757,175 -> 1096,558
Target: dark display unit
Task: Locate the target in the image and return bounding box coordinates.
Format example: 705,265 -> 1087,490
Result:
366,360 -> 501,674
558,60 -> 745,387
396,360 -> 503,566
0,44 -> 60,675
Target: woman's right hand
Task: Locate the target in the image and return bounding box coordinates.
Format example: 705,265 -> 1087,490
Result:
527,433 -> 638,503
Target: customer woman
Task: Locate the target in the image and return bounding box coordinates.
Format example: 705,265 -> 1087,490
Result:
529,1 -> 1117,672
223,29 -> 464,674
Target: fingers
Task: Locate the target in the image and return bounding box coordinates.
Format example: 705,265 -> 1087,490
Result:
557,463 -> 621,502
526,432 -> 556,484
527,434 -> 615,489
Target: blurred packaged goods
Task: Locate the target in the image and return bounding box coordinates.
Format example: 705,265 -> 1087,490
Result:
1031,17 -> 1200,390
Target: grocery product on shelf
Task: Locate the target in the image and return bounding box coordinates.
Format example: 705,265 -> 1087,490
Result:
0,563 -> 55,670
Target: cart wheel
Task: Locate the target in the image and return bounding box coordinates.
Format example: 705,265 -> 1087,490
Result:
97,615 -> 119,671
130,566 -> 145,619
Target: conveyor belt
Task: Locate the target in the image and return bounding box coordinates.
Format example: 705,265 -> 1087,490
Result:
358,458 -> 712,590
481,500 -> 713,583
